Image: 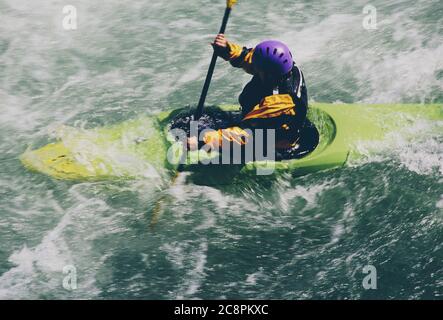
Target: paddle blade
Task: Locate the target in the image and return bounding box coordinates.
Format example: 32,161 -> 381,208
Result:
227,0 -> 238,9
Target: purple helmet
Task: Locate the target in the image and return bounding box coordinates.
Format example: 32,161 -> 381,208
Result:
252,40 -> 294,76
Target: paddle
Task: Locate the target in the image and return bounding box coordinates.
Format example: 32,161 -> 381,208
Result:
194,0 -> 238,119
151,1 -> 238,228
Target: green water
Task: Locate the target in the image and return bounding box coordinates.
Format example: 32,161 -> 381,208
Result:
0,0 -> 442,299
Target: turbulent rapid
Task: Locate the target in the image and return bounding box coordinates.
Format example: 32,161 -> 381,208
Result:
0,0 -> 442,299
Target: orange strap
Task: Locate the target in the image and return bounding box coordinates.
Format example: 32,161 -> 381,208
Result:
243,94 -> 296,121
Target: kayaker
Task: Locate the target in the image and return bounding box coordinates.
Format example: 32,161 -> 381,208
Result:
189,34 -> 309,157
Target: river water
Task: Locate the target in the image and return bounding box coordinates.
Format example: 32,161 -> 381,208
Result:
0,0 -> 442,299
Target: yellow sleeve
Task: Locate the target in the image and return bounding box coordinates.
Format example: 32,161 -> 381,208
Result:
203,127 -> 250,149
227,42 -> 256,75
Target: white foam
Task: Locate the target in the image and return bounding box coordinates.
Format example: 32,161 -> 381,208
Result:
161,241 -> 208,299
436,195 -> 443,209
278,179 -> 342,214
0,213 -> 73,299
0,90 -> 42,133
245,268 -> 264,286
0,183 -> 125,299
264,8 -> 443,103
351,119 -> 443,175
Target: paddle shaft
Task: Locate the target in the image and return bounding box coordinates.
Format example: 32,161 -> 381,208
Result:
156,5 -> 231,222
195,6 -> 232,119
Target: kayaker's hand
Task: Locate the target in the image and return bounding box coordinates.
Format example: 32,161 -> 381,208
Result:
188,136 -> 198,151
212,34 -> 230,60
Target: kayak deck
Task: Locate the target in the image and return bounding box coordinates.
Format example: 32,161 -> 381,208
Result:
20,116 -> 172,181
20,103 -> 443,181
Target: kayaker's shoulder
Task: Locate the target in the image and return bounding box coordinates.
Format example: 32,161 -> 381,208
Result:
291,64 -> 305,80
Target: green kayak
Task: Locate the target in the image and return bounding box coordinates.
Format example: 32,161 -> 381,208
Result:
20,103 -> 442,182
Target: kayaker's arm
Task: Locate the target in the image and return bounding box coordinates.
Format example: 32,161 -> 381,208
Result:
227,44 -> 256,75
188,127 -> 250,151
203,127 -> 250,149
212,34 -> 256,75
